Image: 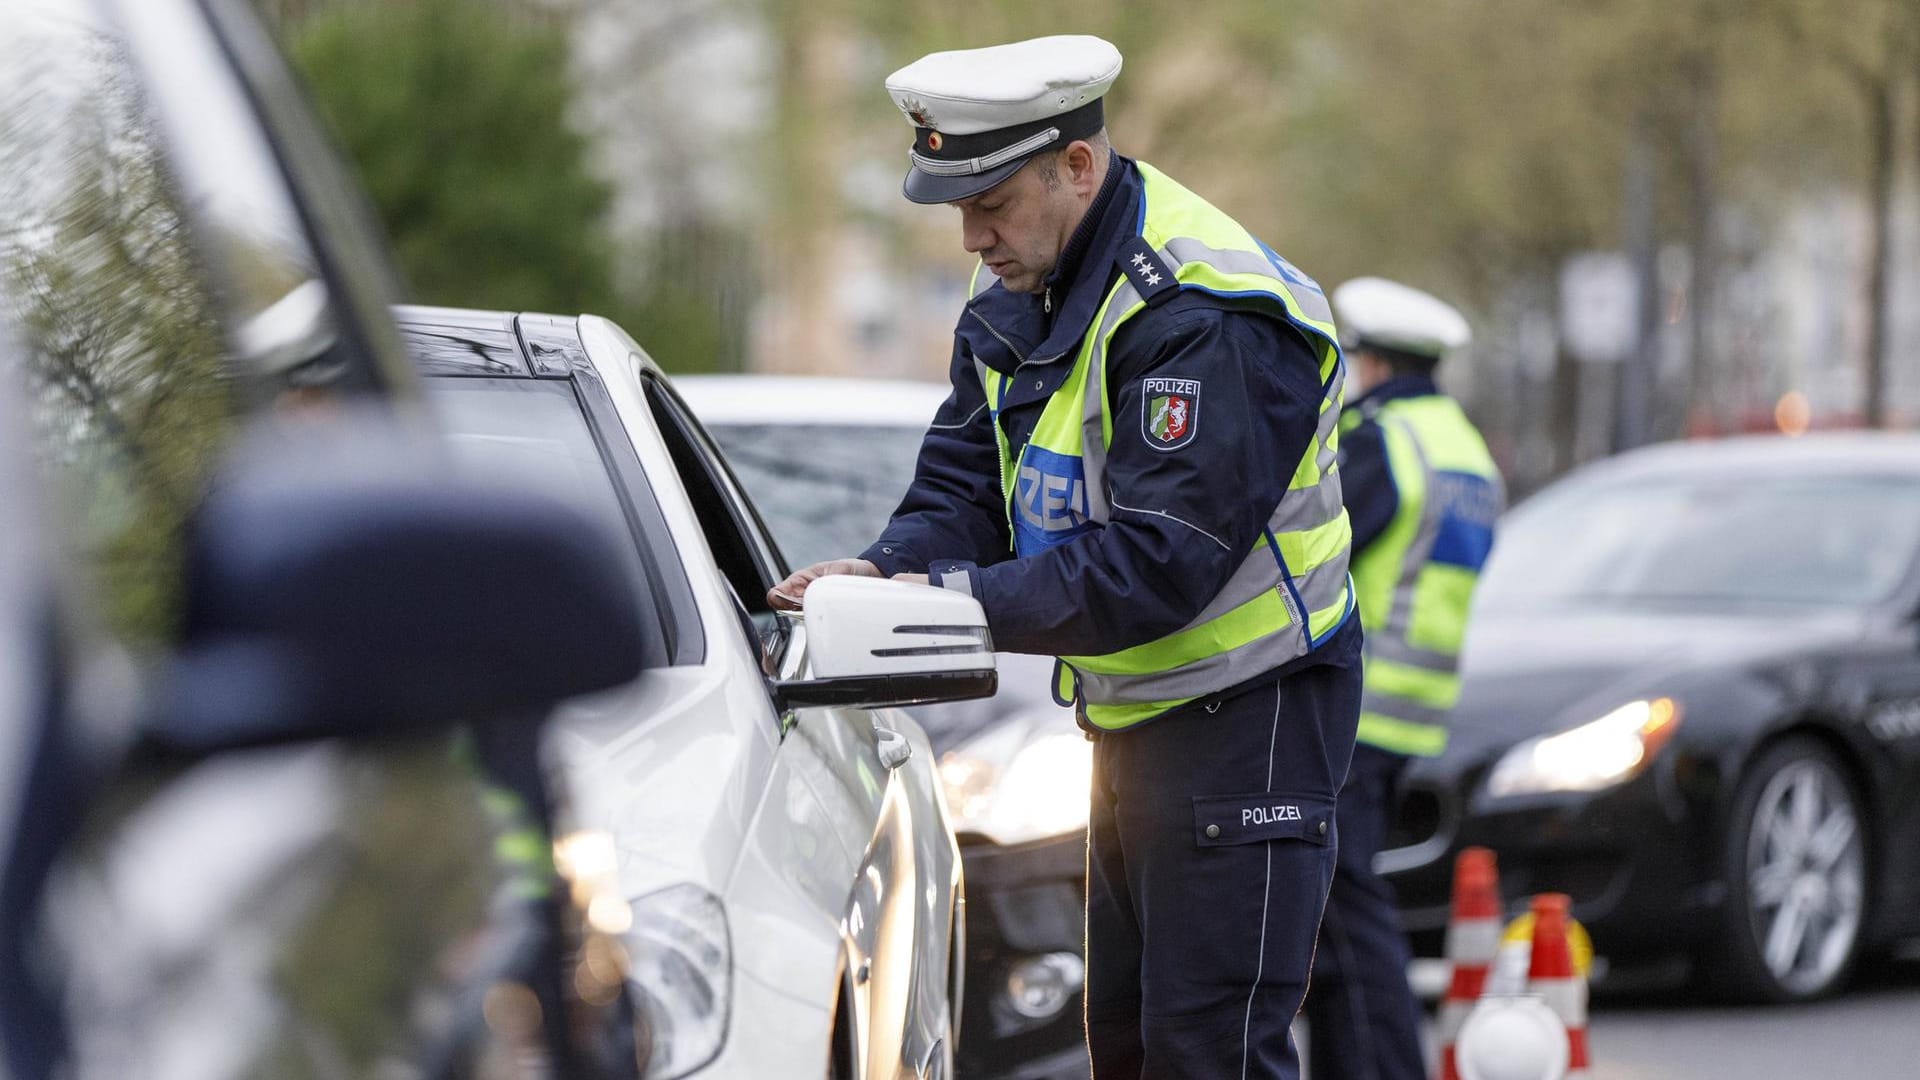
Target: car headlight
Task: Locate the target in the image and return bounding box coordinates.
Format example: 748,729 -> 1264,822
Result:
625,883 -> 731,1080
939,715 -> 1092,846
553,836 -> 732,1079
1486,698 -> 1681,797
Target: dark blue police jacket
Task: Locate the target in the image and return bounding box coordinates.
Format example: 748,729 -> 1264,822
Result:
861,155 -> 1360,708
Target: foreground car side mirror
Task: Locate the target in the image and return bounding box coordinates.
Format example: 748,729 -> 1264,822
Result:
774,576 -> 997,711
142,413 -> 648,752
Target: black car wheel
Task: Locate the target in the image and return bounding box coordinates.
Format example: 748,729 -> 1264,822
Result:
1709,737 -> 1867,1002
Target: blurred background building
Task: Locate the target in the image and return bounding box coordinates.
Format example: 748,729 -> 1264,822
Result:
254,0 -> 1920,497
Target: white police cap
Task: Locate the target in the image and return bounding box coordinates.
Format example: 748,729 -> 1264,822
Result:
885,35 -> 1122,204
1331,277 -> 1472,360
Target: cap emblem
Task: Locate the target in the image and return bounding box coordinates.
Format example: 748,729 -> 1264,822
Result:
901,96 -> 936,128
927,131 -> 943,151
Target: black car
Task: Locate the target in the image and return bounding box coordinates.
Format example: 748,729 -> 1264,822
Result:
1384,432 -> 1920,1002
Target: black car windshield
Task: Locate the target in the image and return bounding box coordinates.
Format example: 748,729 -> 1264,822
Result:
1478,473 -> 1920,613
426,377 -> 672,667
701,422 -> 928,569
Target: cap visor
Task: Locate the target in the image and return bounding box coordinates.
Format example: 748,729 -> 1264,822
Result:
902,156 -> 1027,204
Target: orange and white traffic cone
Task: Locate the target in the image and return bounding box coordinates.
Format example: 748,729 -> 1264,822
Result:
1436,847 -> 1503,1080
1524,892 -> 1590,1080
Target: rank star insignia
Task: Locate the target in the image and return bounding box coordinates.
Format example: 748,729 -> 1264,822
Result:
1142,376 -> 1202,451
1130,252 -> 1150,270
1143,270 -> 1163,286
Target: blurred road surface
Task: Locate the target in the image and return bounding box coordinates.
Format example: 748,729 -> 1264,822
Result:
1586,957 -> 1920,1079
1296,955 -> 1920,1080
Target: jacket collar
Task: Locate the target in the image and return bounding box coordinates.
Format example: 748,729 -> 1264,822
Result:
957,155 -> 1140,377
1350,372 -> 1440,417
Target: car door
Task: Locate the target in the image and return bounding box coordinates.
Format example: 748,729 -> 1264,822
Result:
635,372 -> 950,1077
1833,587 -> 1920,941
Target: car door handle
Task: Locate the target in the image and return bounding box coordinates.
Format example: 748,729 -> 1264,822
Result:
873,722 -> 913,771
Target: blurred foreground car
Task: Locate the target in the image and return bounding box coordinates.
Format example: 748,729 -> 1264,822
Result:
1383,433 -> 1920,1003
395,310 -> 981,1080
1,1 -> 648,1078
676,376 -> 1089,1080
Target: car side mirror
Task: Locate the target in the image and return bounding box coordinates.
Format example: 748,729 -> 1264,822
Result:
773,576 -> 996,711
141,412 -> 647,752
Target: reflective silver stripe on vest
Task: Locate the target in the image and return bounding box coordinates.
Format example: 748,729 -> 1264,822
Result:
1361,689 -> 1451,727
1373,416 -> 1454,674
1075,562 -> 1353,707
1077,620 -> 1315,705
1075,278 -> 1143,526
1161,238 -> 1336,325
1367,636 -> 1458,673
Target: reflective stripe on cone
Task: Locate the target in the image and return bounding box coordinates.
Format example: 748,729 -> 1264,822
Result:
1435,847 -> 1502,1080
1523,893 -> 1590,1080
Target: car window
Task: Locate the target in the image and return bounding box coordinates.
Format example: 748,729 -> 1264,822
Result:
639,375 -> 793,663
1479,473 -> 1920,612
701,422 -> 928,571
426,376 -> 677,669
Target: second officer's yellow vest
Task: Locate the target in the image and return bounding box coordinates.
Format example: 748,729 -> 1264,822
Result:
974,162 -> 1354,731
1342,394 -> 1503,756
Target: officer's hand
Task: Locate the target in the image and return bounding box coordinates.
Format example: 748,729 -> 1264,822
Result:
892,573 -> 929,586
767,558 -> 882,611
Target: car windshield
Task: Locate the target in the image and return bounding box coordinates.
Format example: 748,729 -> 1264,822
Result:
1477,473 -> 1920,613
426,376 -> 672,667
701,422 -> 928,569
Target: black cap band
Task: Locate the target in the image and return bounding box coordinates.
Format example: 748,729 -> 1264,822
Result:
911,97 -> 1105,173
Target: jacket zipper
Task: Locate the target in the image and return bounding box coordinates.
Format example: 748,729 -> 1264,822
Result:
966,307 -> 1028,364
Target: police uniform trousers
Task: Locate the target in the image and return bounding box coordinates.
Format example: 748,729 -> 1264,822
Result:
1304,743 -> 1428,1080
1084,639 -> 1361,1080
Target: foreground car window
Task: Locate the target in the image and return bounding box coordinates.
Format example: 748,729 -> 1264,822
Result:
1479,475 -> 1920,612
428,377 -> 673,669
0,7 -> 245,647
0,0 -> 374,650
701,423 -> 926,569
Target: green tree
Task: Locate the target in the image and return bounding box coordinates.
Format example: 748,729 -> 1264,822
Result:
283,0 -> 626,321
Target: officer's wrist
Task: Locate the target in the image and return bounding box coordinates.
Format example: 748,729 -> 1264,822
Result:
859,540 -> 921,577
927,559 -> 980,599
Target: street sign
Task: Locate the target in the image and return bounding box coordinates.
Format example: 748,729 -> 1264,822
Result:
1559,252 -> 1640,364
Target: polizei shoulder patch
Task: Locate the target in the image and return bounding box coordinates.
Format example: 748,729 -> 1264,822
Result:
1142,377 -> 1200,451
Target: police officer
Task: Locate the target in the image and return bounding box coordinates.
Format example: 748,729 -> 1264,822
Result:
768,35 -> 1361,1080
1304,277 -> 1505,1080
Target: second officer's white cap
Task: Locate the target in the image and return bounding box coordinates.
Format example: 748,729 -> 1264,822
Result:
1331,277 -> 1472,360
885,35 -> 1123,204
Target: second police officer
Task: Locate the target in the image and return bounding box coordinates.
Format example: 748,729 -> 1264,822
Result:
1304,277 -> 1506,1080
768,35 -> 1362,1080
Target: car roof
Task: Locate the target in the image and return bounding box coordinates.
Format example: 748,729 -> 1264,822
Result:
672,375 -> 949,427
392,303 -> 522,335
1558,431 -> 1920,489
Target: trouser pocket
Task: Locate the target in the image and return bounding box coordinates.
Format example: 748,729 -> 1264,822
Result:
1191,790 -> 1335,847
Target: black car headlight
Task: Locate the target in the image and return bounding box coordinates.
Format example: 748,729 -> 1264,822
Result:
1486,697 -> 1682,797
938,713 -> 1092,846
